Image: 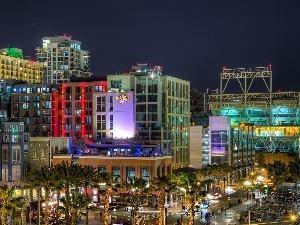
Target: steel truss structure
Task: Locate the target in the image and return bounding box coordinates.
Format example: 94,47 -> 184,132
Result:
208,67 -> 300,179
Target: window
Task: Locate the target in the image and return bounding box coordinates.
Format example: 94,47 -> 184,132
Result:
136,84 -> 146,93
33,103 -> 40,109
97,115 -> 106,130
85,102 -> 92,109
97,96 -> 106,112
23,103 -> 29,110
12,149 -> 21,164
112,167 -> 120,183
97,132 -> 106,139
33,148 -> 37,159
86,116 -> 92,124
109,96 -> 113,111
40,148 -> 46,158
13,103 -> 20,110
98,166 -> 106,174
126,167 -> 135,183
111,80 -> 121,89
95,86 -> 103,92
2,149 -> 8,163
110,115 -> 113,130
136,104 -> 146,112
24,96 -> 30,102
33,111 -> 40,117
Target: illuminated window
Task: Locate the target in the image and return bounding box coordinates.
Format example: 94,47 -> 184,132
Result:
23,103 -> 29,110
2,149 -> 8,163
126,167 -> 135,183
40,148 -> 46,158
111,80 -> 121,89
12,149 -> 21,164
95,86 -> 103,92
24,96 -> 30,102
33,148 -> 37,159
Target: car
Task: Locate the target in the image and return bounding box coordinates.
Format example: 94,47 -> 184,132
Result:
108,203 -> 120,210
207,193 -> 221,200
88,202 -> 99,208
212,193 -> 222,199
124,205 -> 144,211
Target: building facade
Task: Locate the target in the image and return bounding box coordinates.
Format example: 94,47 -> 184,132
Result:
0,47 -> 44,84
10,83 -> 59,137
36,35 -> 92,84
59,77 -> 107,139
0,122 -> 30,185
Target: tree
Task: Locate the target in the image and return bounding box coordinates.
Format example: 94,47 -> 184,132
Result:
172,171 -> 203,225
7,196 -> 25,225
78,165 -> 98,225
288,157 -> 300,182
0,185 -> 25,225
267,160 -> 288,186
209,163 -> 232,193
26,165 -> 62,225
151,175 -> 177,225
59,192 -> 89,225
123,177 -> 147,225
93,172 -> 116,225
55,161 -> 82,224
255,153 -> 266,167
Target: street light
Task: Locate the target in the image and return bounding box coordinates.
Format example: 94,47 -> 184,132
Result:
244,181 -> 251,200
291,214 -> 297,225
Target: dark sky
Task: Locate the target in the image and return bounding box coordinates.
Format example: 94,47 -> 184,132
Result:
1,0 -> 300,92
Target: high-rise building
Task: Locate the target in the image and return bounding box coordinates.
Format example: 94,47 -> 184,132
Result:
0,47 -> 44,84
36,35 -> 92,84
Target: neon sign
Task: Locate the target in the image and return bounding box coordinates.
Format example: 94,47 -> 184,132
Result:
116,95 -> 130,104
70,43 -> 81,50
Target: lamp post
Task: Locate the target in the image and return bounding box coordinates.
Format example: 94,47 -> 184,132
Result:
37,186 -> 41,225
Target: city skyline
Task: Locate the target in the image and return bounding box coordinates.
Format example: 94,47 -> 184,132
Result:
0,0 -> 299,92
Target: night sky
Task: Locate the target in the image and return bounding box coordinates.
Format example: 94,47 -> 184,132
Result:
1,0 -> 299,92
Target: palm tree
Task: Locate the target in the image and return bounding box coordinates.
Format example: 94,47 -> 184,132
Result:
26,165 -> 61,225
59,192 -> 89,225
0,185 -> 15,225
93,172 -> 115,225
151,175 -> 177,225
78,165 -> 98,225
55,161 -> 82,225
173,171 -> 203,225
123,177 -> 147,225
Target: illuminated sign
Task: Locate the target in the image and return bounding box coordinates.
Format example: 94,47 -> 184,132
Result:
6,48 -> 23,59
70,43 -> 81,50
116,95 -> 130,104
